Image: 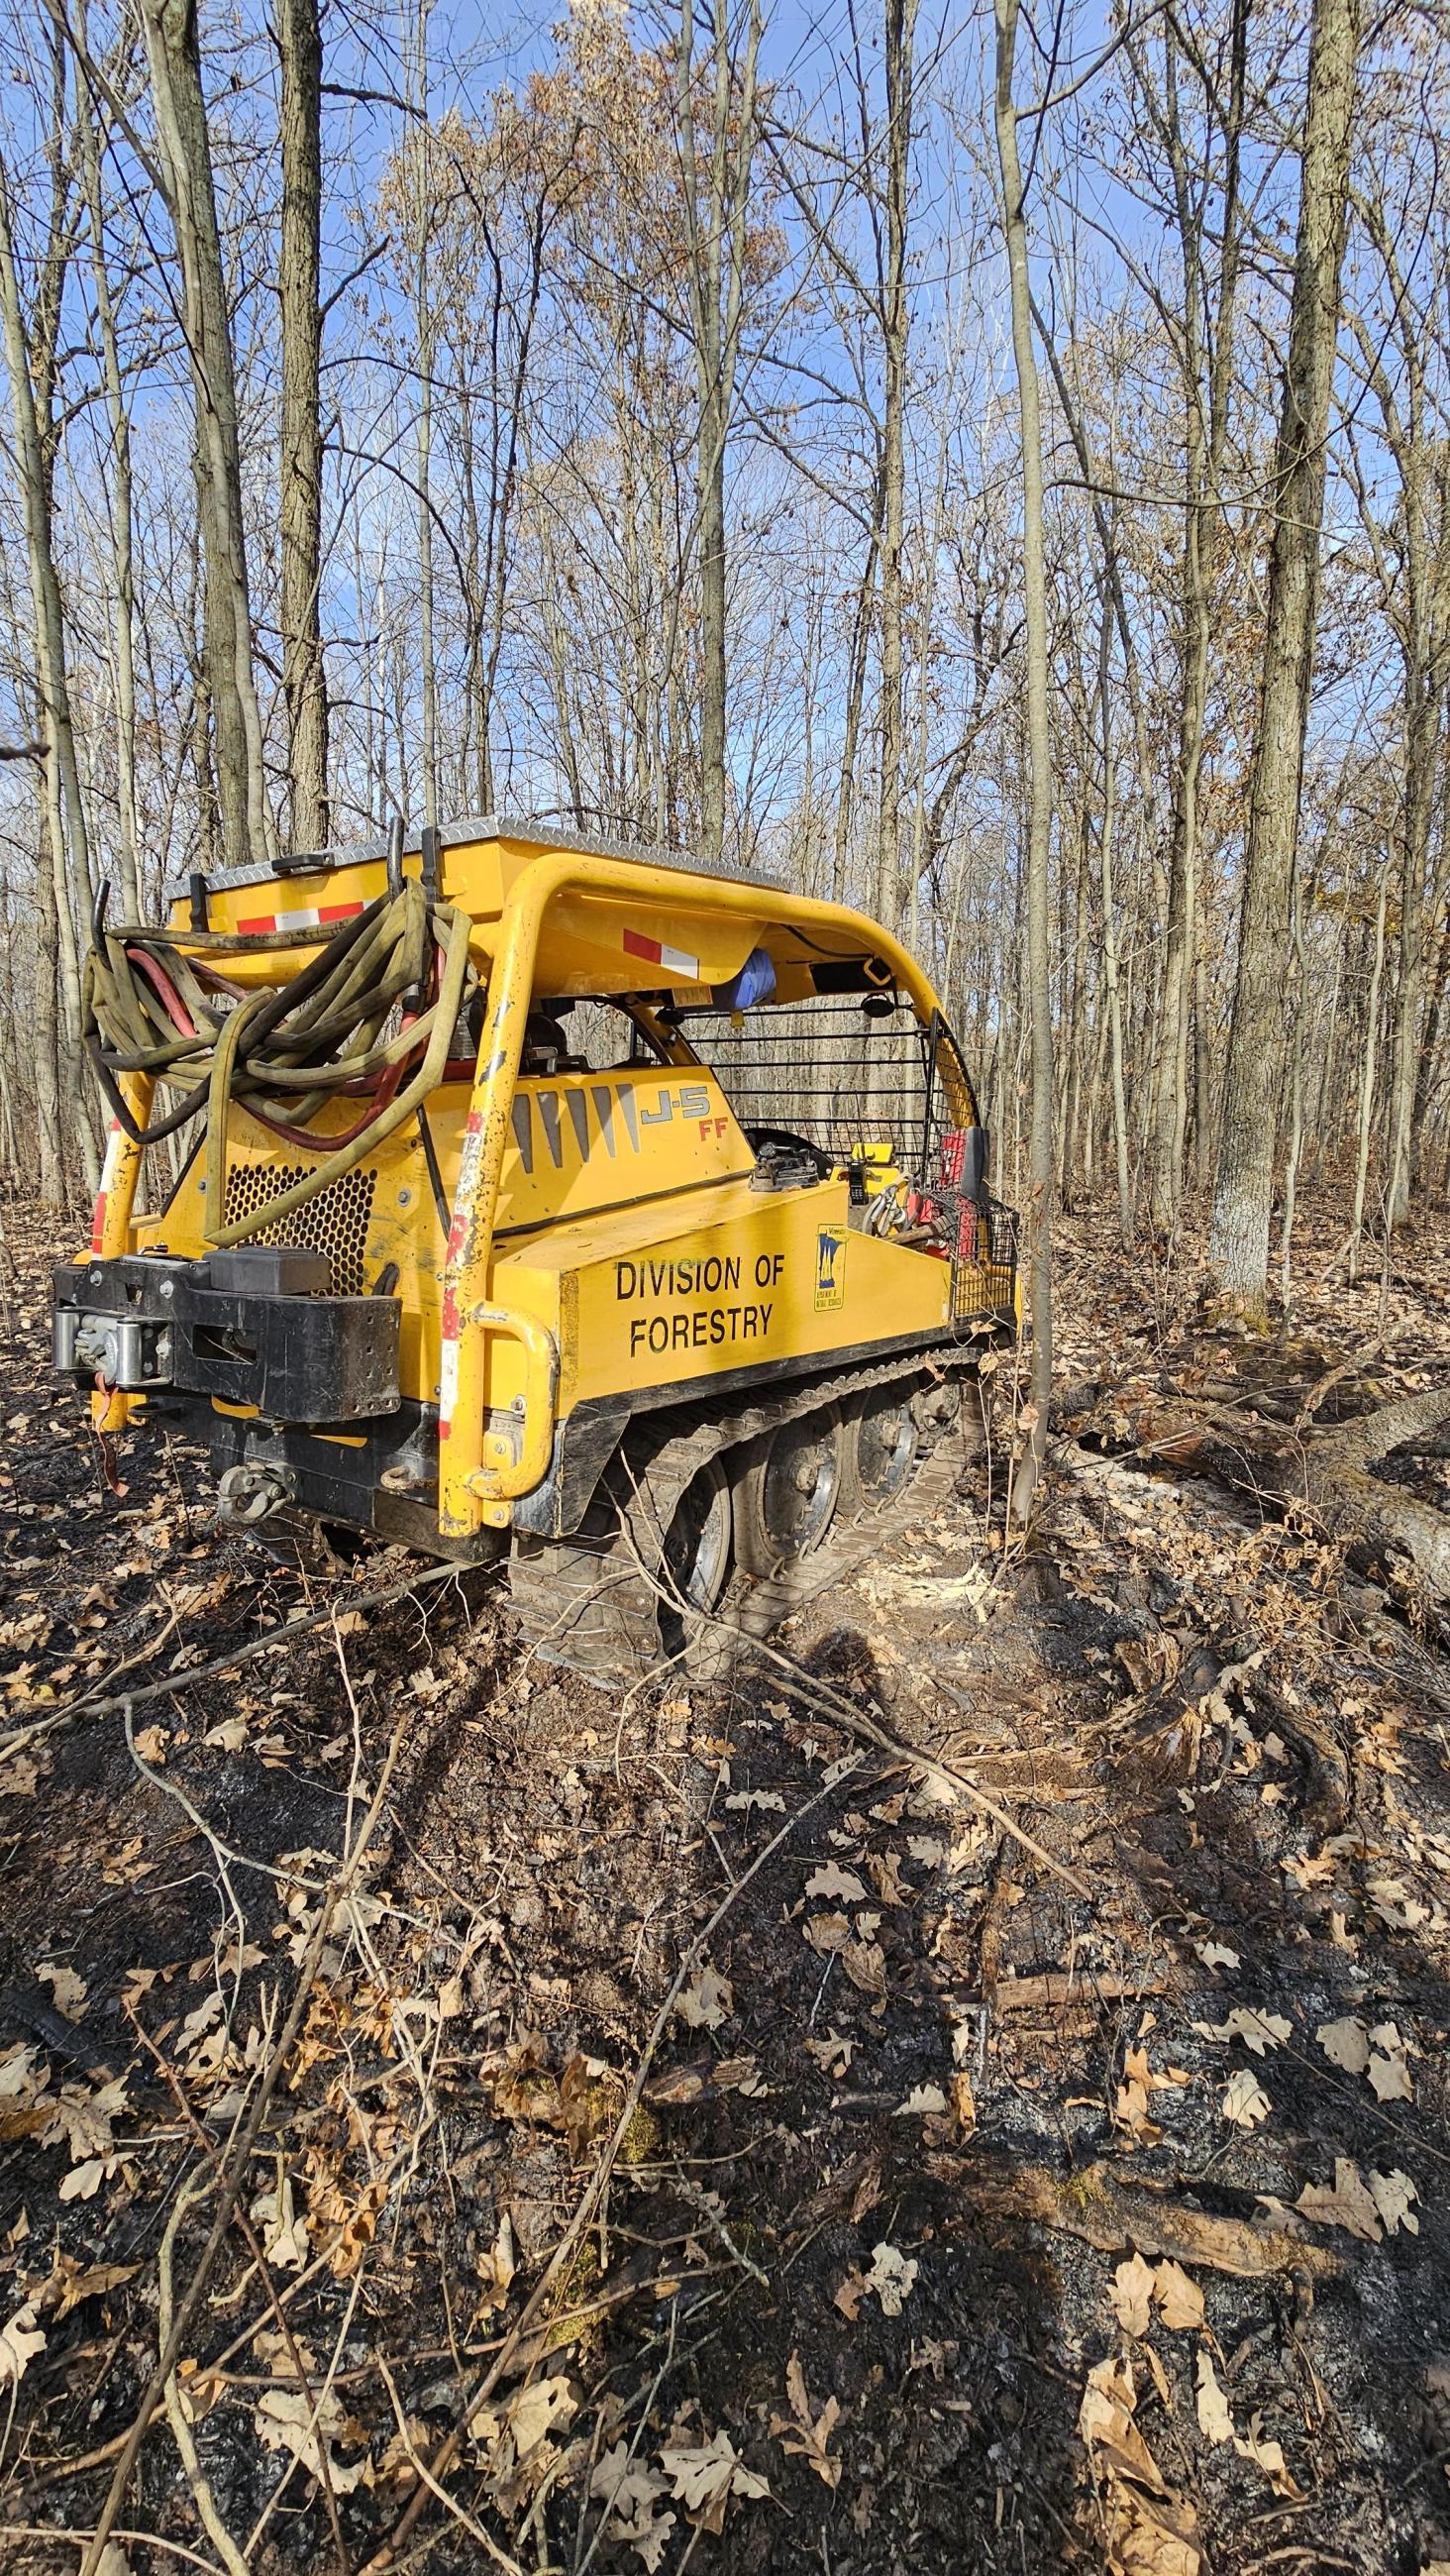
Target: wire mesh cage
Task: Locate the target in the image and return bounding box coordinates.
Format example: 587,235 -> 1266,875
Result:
661,995 -> 1016,1332
669,995 -> 941,1169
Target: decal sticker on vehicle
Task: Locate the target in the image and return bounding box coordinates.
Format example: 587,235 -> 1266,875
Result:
623,926 -> 700,978
815,1226 -> 846,1311
235,900 -> 366,936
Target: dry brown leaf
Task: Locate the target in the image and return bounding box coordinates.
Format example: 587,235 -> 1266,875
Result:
1367,2169 -> 1418,2237
1316,2014 -> 1370,2074
590,2442 -> 675,2570
1221,2068 -> 1271,2128
1152,2260 -> 1204,2332
1192,2007 -> 1291,2057
659,2428 -> 770,2532
833,2270 -> 866,2320
1235,2413 -> 1301,2499
1079,2353 -> 1168,2493
770,2350 -> 842,2488
863,2242 -> 916,2315
841,1936 -> 887,1999
1194,2352 -> 1234,2445
1295,2158 -> 1383,2243
38,1964 -> 87,2021
804,1863 -> 866,1903
1107,2251 -> 1156,2338
0,2301 -> 45,2385
255,2384 -> 370,2494
675,1966 -> 733,2031
803,2030 -> 853,2078
894,2083 -> 947,2116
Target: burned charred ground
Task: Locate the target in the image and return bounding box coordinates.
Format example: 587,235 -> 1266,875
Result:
3,1196 -> 1450,2575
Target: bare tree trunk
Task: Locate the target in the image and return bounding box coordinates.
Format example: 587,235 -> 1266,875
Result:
1279,844 -> 1307,1298
1349,864 -> 1389,1282
277,0 -> 329,848
832,515 -> 880,901
1207,0 -> 1360,1319
875,0 -> 917,934
0,165 -> 92,1111
993,0 -> 1053,1518
1097,594 -> 1132,1249
32,824 -> 64,1207
77,7 -> 141,920
410,1 -> 437,830
1143,0 -> 1248,1225
140,0 -> 271,869
676,0 -> 762,866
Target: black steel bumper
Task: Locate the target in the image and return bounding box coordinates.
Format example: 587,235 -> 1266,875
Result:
52,1247 -> 400,1424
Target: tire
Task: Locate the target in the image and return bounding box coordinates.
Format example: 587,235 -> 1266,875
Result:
839,1381 -> 920,1518
732,1404 -> 844,1579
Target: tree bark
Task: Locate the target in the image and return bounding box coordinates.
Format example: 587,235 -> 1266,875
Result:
676,0 -> 762,866
993,0 -> 1054,1518
0,162 -> 93,1128
277,0 -> 329,849
77,3 -> 142,921
1207,0 -> 1360,1319
874,0 -> 917,934
140,0 -> 271,870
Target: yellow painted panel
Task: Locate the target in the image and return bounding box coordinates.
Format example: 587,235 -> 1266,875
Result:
519,1180 -> 953,1408
163,829 -> 888,1002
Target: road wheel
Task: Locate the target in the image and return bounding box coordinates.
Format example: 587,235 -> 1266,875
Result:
839,1382 -> 919,1518
657,1457 -> 733,1656
732,1405 -> 843,1578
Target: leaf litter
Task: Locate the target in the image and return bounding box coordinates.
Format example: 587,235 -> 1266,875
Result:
2,1197 -> 1450,2571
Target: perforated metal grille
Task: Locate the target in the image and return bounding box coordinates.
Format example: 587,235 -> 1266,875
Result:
221,1164 -> 377,1296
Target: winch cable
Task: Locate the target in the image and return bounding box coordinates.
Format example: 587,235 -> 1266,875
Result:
82,878 -> 476,1250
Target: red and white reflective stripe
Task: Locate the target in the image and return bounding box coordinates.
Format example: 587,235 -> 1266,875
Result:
90,1119 -> 124,1252
235,900 -> 366,936
438,1109 -> 485,1441
623,926 -> 700,979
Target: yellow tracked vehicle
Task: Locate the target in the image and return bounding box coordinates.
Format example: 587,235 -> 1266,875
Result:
53,819 -> 1017,1673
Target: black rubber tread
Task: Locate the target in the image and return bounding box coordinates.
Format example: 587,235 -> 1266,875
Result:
507,1352 -> 966,1683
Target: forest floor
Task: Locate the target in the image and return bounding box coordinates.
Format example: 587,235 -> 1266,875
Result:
3,1186 -> 1450,2576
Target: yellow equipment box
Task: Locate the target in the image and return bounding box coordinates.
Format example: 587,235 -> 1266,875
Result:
53,818 -> 1016,1672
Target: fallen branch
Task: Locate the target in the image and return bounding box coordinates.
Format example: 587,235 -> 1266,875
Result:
976,1969 -> 1168,2013
1304,1385 -> 1450,1595
936,2153 -> 1339,2281
3,2529 -> 222,2574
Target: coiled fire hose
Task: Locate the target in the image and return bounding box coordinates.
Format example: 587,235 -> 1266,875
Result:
82,877 -> 476,1248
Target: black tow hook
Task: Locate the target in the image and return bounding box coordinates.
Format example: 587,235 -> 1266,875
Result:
216,1461 -> 296,1525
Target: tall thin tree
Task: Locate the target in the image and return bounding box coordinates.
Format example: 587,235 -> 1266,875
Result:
992,0 -> 1053,1514
1207,0 -> 1361,1318
277,0 -> 329,848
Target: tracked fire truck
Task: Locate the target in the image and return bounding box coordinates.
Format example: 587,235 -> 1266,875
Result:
52,819 -> 1017,1672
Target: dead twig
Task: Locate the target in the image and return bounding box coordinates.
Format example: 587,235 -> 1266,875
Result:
609,1491 -> 1094,1901
77,1714 -> 408,2576
364,1759 -> 858,2571
131,2007 -> 352,2576
157,2177 -> 252,2576
1,1557 -> 482,1758
3,2528 -> 223,2573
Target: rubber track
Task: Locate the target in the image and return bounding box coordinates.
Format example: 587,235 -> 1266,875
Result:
507,1353 -> 971,1683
